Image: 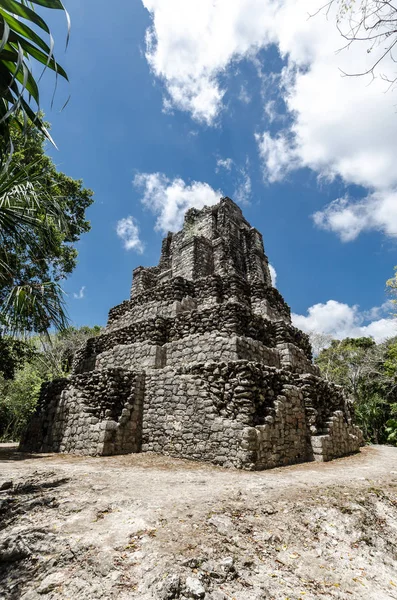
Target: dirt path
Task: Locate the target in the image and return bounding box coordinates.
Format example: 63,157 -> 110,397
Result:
1,445 -> 397,600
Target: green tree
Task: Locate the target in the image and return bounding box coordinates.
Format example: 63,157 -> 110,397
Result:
385,404 -> 397,444
0,325 -> 101,440
0,363 -> 44,440
34,325 -> 102,379
354,393 -> 388,444
8,116 -> 93,281
0,333 -> 34,378
315,337 -> 376,401
0,117 -> 93,334
316,335 -> 397,444
0,158 -> 69,333
387,266 -> 397,315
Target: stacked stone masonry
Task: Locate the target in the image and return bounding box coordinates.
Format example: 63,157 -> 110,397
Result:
21,197 -> 363,468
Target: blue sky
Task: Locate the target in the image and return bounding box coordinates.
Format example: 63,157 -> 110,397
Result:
39,0 -> 397,342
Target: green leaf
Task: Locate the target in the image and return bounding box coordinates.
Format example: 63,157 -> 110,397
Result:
19,96 -> 58,147
1,282 -> 69,337
0,8 -> 53,56
0,18 -> 11,53
27,0 -> 65,9
1,59 -> 40,103
0,0 -> 69,150
13,37 -> 68,80
0,0 -> 50,33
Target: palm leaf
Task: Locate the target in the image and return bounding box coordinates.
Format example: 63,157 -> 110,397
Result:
0,158 -> 69,336
0,0 -> 49,33
0,0 -> 69,149
1,281 -> 69,336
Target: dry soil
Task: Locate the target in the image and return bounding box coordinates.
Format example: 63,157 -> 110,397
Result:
1,444 -> 397,600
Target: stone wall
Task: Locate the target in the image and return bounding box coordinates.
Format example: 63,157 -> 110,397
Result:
22,358 -> 362,468
20,369 -> 145,456
277,343 -> 319,375
109,275 -> 290,333
74,302 -> 309,374
93,334 -> 281,371
252,386 -> 310,469
310,413 -> 363,461
95,342 -> 165,370
140,361 -> 362,469
20,196 -> 363,470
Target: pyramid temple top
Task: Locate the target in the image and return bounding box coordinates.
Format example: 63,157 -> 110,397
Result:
131,197 -> 272,298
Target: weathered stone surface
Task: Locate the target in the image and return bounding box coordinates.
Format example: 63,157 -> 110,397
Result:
20,197 -> 363,467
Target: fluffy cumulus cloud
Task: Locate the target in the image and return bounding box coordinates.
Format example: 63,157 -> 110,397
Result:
142,0 -> 397,241
313,191 -> 397,242
255,131 -> 298,183
134,172 -> 222,233
262,0 -> 397,241
116,216 -> 145,253
142,0 -> 277,124
292,300 -> 397,343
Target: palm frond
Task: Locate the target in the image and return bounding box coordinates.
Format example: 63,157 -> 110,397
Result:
0,158 -> 69,335
1,281 -> 68,336
0,0 -> 69,148
0,160 -> 67,271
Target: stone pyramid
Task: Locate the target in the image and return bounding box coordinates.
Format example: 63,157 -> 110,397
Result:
21,197 -> 363,469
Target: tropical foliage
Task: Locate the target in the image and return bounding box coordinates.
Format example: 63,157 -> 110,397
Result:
0,363 -> 43,441
316,336 -> 397,445
0,325 -> 101,441
0,116 -> 93,335
0,2 -> 98,443
0,0 -> 76,336
0,333 -> 33,378
0,158 -> 68,333
0,0 -> 69,148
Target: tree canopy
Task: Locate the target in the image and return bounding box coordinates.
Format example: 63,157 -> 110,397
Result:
0,325 -> 101,441
315,335 -> 397,444
0,116 -> 93,334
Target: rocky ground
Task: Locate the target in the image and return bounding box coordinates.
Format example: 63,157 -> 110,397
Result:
1,444 -> 397,600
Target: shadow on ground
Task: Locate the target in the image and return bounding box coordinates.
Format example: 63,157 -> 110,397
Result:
0,444 -> 47,463
0,473 -> 70,600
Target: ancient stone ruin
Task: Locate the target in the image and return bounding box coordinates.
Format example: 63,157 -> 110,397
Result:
20,197 -> 363,468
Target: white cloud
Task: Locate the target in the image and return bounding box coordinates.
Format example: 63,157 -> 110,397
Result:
134,172 -> 222,233
256,131 -> 299,183
216,157 -> 233,172
264,100 -> 278,123
362,301 -> 394,322
313,191 -> 397,242
292,299 -> 397,343
116,216 -> 145,253
269,264 -> 277,287
142,0 -> 397,241
142,0 -> 277,124
73,286 -> 85,300
260,0 -> 397,240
